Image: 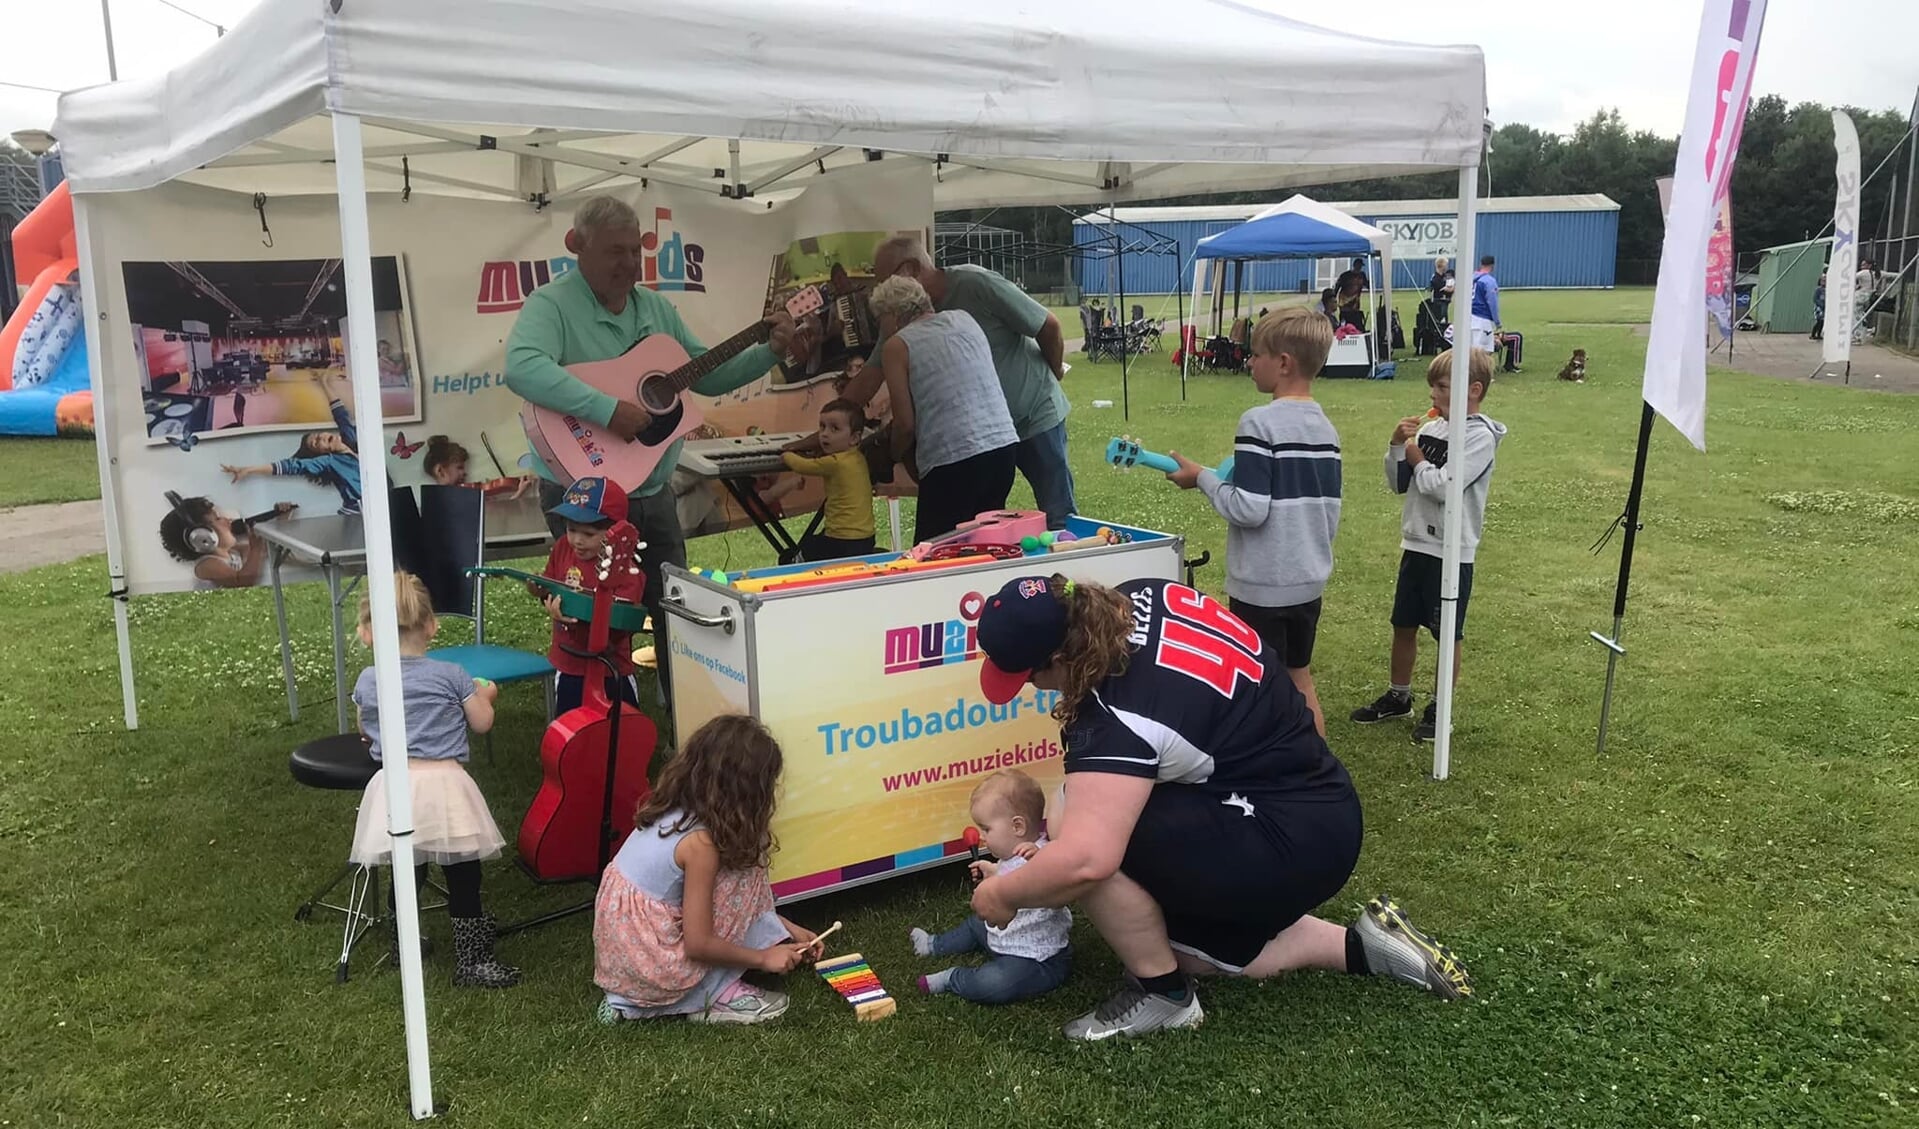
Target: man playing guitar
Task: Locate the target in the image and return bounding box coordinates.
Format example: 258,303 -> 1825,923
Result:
506,196 -> 803,713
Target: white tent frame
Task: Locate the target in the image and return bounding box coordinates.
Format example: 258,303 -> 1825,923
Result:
55,1 -> 1486,1117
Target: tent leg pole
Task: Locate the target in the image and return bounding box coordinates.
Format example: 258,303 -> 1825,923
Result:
332,111 -> 439,1123
1175,244 -> 1186,401
1118,215 -> 1129,422
1433,163 -> 1479,782
1592,400 -> 1656,755
72,195 -> 139,729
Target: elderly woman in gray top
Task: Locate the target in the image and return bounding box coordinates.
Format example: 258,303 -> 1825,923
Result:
867,276 -> 1020,542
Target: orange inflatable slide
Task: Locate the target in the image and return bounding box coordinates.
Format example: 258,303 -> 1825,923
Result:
0,182 -> 94,435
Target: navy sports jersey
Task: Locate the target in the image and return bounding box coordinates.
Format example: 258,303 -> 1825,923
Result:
1062,578 -> 1350,798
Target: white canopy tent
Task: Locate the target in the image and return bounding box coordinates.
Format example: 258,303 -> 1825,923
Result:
54,0 -> 1486,1116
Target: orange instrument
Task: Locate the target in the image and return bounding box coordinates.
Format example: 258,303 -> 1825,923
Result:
517,520 -> 659,883
739,552 -> 992,595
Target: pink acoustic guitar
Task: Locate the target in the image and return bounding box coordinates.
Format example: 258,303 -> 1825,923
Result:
522,286 -> 825,492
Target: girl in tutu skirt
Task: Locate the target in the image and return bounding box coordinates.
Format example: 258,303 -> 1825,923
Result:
593,715 -> 821,1024
349,571 -> 518,988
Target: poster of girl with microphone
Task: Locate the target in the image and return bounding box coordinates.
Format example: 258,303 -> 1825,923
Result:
156,491 -> 299,590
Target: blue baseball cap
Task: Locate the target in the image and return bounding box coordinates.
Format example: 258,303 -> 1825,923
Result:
977,575 -> 1070,705
546,476 -> 629,525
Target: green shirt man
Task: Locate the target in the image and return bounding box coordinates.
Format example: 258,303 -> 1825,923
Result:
505,264 -> 780,499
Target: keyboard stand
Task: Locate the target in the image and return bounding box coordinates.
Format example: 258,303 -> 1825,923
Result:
716,474 -> 827,565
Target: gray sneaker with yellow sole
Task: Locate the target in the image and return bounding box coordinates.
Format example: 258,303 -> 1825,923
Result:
1354,895 -> 1473,1000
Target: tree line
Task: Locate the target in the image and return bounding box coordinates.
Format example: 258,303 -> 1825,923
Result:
944,97 -> 1914,282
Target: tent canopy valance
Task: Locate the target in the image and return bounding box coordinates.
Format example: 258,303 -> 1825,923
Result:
1194,194 -> 1396,260
52,0 -> 1486,208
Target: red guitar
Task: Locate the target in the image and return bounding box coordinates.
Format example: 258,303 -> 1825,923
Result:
518,520 -> 659,883
521,286 -> 825,492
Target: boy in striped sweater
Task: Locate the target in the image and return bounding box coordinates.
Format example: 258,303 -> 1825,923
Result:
1168,307 -> 1341,734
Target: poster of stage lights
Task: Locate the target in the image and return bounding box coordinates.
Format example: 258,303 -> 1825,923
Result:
124,255 -> 422,450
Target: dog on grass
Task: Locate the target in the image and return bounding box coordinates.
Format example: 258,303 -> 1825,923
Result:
1557,349 -> 1588,383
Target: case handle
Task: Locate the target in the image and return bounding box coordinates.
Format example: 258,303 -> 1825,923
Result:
662,596 -> 736,636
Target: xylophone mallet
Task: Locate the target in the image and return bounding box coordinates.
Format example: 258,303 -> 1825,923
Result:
807,919 -> 845,956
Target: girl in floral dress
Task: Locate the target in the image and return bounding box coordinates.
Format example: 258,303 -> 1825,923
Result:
592,715 -> 820,1024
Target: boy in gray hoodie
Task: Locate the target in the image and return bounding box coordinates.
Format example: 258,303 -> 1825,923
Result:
1350,348 -> 1508,742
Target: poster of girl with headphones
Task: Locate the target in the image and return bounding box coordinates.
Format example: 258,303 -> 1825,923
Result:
157,492 -> 300,590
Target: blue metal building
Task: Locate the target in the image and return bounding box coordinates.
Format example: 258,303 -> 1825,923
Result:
1071,195 -> 1619,294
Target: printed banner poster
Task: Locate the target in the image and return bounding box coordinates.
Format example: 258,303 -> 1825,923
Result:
83,165 -> 931,594
1641,0 -> 1767,450
1823,110 -> 1860,363
126,256 -> 421,450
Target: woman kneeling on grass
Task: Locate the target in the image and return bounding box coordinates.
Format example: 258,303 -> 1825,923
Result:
968,574 -> 1474,1040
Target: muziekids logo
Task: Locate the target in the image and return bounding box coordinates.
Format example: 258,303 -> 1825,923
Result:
634,208 -> 707,294
475,207 -> 707,315
477,257 -> 575,315
883,591 -> 986,675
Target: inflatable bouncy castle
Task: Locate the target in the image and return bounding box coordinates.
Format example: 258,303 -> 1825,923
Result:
0,182 -> 93,436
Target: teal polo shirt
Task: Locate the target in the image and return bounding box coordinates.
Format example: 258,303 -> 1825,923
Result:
504,268 -> 777,497
939,264 -> 1068,440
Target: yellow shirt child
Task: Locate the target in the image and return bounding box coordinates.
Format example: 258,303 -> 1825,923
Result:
781,399 -> 877,561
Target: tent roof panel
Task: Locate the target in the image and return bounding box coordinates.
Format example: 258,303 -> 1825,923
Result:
53,0 -> 1486,202
1193,194 -> 1393,260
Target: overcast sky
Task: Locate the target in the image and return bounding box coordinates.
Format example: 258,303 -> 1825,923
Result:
2,0 -> 1913,142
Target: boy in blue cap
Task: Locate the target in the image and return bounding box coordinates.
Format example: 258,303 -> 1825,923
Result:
540,476 -> 646,714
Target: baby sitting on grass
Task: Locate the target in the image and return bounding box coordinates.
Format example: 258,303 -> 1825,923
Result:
910,770 -> 1071,1005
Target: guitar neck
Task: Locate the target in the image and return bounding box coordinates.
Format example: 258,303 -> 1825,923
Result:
663,321 -> 771,396
586,586 -> 615,655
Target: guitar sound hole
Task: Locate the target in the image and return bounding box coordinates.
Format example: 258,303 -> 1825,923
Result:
636,375 -> 677,414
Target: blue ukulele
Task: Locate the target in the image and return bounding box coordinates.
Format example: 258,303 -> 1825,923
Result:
1104,436 -> 1234,482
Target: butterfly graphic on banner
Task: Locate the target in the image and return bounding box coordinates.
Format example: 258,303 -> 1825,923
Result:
390,432 -> 424,459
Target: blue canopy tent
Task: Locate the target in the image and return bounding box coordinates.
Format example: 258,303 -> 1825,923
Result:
1189,194 -> 1394,378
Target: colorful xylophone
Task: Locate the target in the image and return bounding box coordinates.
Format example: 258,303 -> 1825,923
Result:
816,952 -> 898,1021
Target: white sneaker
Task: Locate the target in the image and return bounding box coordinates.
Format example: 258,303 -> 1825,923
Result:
1354,895 -> 1473,1000
1062,981 -> 1203,1041
688,983 -> 789,1025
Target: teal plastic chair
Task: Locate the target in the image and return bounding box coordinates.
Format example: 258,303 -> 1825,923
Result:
415,485 -> 555,748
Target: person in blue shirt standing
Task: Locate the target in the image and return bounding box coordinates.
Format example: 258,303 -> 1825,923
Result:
1468,256 -> 1501,354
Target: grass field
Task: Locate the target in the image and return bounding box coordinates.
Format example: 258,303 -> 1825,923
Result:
0,436 -> 101,507
5,288 -> 1919,1127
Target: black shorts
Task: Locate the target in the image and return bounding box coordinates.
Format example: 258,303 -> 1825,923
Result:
1229,597 -> 1322,669
1119,781 -> 1361,970
1390,550 -> 1473,640
912,444 -> 1017,543
799,532 -> 877,562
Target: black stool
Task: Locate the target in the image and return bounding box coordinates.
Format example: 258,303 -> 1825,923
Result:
289,734 -> 445,983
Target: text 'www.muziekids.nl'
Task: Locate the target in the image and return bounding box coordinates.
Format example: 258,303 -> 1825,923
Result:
880,739 -> 1065,794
